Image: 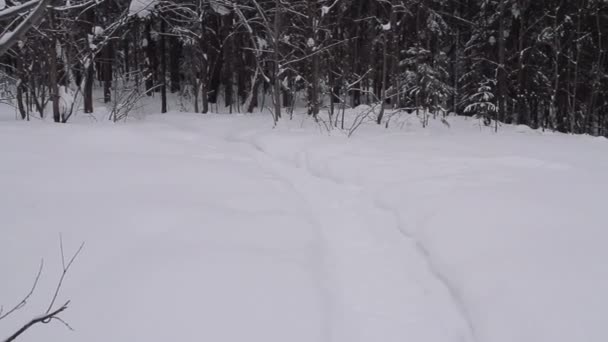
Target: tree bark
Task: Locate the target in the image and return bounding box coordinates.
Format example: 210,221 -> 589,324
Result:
497,0 -> 507,126
170,36 -> 181,93
272,0 -> 282,122
49,10 -> 60,123
160,19 -> 167,113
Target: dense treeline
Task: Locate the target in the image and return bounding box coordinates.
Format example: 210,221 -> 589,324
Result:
1,0 -> 607,134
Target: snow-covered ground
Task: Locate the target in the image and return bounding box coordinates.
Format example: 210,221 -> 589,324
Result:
1,109 -> 607,342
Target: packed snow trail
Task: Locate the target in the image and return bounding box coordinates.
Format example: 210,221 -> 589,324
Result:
144,114 -> 475,342
228,129 -> 475,342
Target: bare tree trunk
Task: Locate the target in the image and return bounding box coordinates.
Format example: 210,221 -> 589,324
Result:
199,16 -> 209,114
376,33 -> 388,125
550,1 -> 564,131
193,76 -> 199,113
272,0 -> 282,122
160,19 -> 167,113
145,22 -> 156,96
83,61 -> 94,112
170,36 -> 181,93
388,0 -> 397,109
307,0 -> 320,119
81,7 -> 95,114
102,45 -> 112,103
222,13 -> 234,111
497,0 -> 507,127
570,3 -> 582,133
124,38 -> 130,81
49,10 -> 60,123
16,53 -> 26,119
515,2 -> 528,125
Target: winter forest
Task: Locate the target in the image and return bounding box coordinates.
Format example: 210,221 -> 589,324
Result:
2,2 -> 608,342
0,0 -> 607,133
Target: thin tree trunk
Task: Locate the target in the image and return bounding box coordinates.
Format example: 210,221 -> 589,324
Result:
497,0 -> 507,126
170,36 -> 181,93
308,0 -> 320,119
145,22 -> 156,96
376,33 -> 388,125
81,7 -> 94,113
272,0 -> 282,122
103,45 -> 112,103
199,15 -> 209,114
49,10 -> 60,123
160,19 -> 167,113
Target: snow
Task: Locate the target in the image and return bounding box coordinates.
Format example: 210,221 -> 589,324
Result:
128,0 -> 156,18
58,86 -> 75,115
210,2 -> 230,16
1,109 -> 607,342
321,6 -> 330,16
92,26 -> 103,36
307,37 -> 315,48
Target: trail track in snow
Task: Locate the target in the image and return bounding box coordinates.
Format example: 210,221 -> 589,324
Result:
144,115 -> 477,341
228,128 -> 476,342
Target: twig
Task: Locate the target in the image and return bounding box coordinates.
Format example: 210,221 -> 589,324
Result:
2,302 -> 70,342
1,237 -> 84,342
0,260 -> 44,321
45,236 -> 84,314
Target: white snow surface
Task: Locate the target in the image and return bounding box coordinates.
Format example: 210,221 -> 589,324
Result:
1,111 -> 607,342
128,0 -> 156,17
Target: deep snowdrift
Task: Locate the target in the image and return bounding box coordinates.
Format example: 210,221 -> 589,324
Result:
1,111 -> 607,342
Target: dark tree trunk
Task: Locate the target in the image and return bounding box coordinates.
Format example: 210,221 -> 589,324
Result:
124,38 -> 130,81
222,13 -> 234,110
145,22 -> 157,96
102,44 -> 112,103
170,36 -> 181,93
497,0 -> 507,126
272,0 -> 282,122
84,62 -> 94,113
49,10 -> 60,123
16,52 -> 26,119
160,19 -> 167,113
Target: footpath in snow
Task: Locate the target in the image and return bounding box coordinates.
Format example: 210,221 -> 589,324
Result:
1,112 -> 607,342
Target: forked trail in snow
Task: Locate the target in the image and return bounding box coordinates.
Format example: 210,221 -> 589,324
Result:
233,129 -> 475,342
1,113 -> 608,342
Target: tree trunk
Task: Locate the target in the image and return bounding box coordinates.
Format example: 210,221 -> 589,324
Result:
16,53 -> 26,119
516,3 -> 528,125
199,15 -> 209,114
49,10 -> 60,123
308,0 -> 320,119
124,38 -> 130,81
84,61 -> 94,113
160,19 -> 167,113
170,36 -> 181,93
145,22 -> 156,96
376,33 -> 388,125
102,44 -> 112,103
497,0 -> 507,126
272,0 -> 282,122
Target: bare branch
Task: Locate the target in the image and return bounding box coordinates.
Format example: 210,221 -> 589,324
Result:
0,0 -> 39,21
2,301 -> 70,342
45,239 -> 84,314
0,260 -> 44,321
0,0 -> 53,56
